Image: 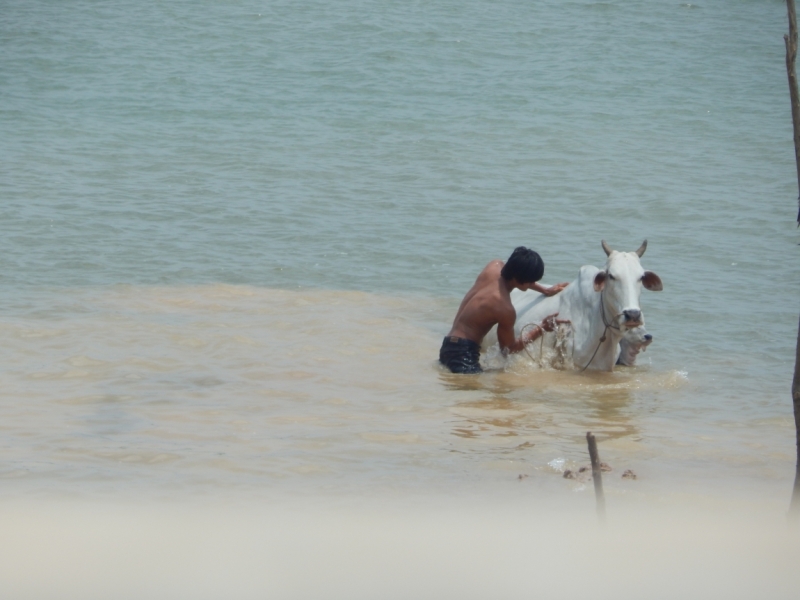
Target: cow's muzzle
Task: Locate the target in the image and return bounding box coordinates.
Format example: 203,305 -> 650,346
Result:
622,309 -> 642,327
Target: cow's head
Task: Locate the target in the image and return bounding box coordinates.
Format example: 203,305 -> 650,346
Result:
593,240 -> 662,330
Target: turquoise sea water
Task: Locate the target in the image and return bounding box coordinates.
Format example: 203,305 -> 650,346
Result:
1,0 -> 799,503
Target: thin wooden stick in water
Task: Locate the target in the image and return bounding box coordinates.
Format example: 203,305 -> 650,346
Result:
785,0 -> 800,518
587,432 -> 606,523
785,0 -> 800,223
790,314 -> 800,520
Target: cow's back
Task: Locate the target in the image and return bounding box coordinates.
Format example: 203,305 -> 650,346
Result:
480,265 -> 601,351
513,265 -> 601,335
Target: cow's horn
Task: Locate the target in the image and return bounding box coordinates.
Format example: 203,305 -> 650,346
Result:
601,240 -> 613,256
635,239 -> 648,257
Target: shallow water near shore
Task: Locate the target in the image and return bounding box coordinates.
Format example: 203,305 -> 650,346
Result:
2,0 -> 800,596
2,283 -> 796,597
0,284 -> 793,502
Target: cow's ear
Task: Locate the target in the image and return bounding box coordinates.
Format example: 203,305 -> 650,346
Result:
642,271 -> 663,291
593,271 -> 606,292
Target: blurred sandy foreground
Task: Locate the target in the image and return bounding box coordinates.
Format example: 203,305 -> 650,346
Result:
0,495 -> 798,600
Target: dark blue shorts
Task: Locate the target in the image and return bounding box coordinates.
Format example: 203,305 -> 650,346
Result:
439,336 -> 483,374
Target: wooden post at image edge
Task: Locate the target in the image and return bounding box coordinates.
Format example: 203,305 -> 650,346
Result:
790,316 -> 800,518
786,1 -> 800,518
786,0 -> 800,224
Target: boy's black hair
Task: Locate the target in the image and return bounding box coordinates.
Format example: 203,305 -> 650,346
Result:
500,246 -> 544,283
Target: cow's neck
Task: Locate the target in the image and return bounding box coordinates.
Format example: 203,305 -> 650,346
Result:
582,327 -> 622,371
578,289 -> 623,371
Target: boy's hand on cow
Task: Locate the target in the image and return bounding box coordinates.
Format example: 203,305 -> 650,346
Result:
542,282 -> 569,296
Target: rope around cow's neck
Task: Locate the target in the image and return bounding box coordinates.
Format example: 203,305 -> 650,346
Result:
580,286 -> 622,372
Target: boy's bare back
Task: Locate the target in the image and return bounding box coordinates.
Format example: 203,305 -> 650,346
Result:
446,260 -> 515,344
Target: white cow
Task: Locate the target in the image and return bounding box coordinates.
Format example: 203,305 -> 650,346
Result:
483,240 -> 662,371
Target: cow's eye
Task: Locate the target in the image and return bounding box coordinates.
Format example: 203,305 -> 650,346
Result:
608,273 -> 616,281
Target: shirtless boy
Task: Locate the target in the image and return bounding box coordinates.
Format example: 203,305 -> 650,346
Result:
439,246 -> 568,374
